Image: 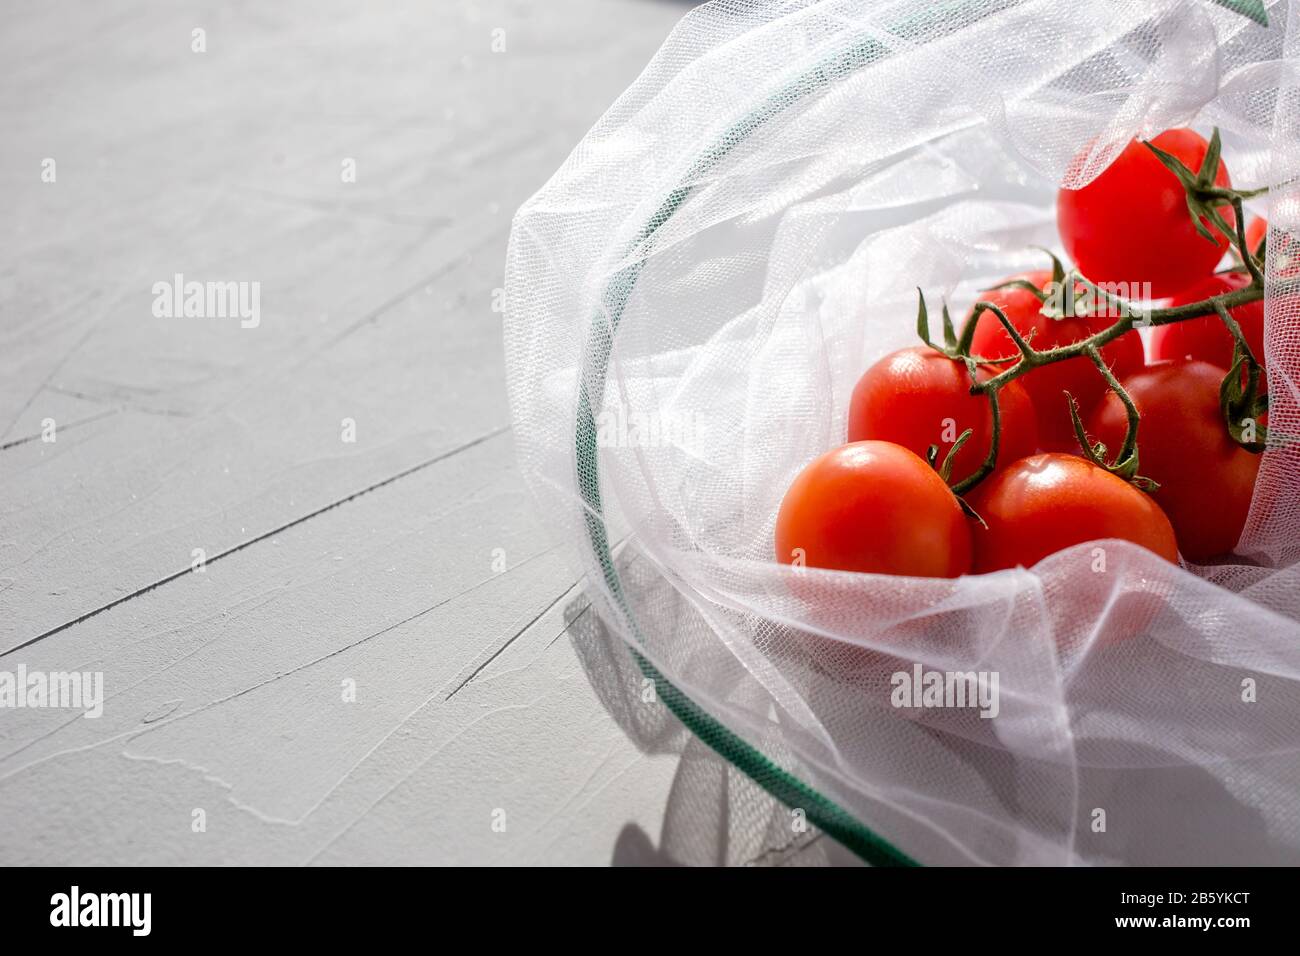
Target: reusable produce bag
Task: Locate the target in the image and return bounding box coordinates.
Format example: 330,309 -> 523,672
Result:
504,0 -> 1300,865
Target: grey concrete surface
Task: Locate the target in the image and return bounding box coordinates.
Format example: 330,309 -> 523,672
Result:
0,0 -> 847,866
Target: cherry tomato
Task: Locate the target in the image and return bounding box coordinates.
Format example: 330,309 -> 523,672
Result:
966,270 -> 1145,451
1148,271 -> 1265,384
1057,129 -> 1233,297
1244,216 -> 1299,278
775,441 -> 971,577
966,453 -> 1178,572
1246,216 -> 1267,253
1088,360 -> 1260,561
847,346 -> 1038,481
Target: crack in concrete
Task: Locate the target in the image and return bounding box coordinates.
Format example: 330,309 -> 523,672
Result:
1,425 -> 511,658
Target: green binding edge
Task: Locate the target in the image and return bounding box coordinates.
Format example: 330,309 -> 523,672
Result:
1211,0 -> 1267,26
570,0 -> 1264,871
573,25 -> 922,867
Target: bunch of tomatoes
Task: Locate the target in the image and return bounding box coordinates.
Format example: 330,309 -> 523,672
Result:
777,128 -> 1275,578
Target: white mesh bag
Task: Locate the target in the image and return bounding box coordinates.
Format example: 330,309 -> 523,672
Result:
504,0 -> 1300,865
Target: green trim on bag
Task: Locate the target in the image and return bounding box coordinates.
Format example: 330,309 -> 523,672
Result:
576,325 -> 917,866
1210,0 -> 1268,27
632,650 -> 920,867
571,0 -> 1267,870
572,25 -> 936,866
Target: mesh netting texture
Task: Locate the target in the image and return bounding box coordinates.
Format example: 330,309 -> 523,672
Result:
504,0 -> 1300,865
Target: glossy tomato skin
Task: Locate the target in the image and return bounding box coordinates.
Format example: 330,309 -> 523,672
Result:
1148,272 -> 1266,383
1088,360 -> 1261,561
847,346 -> 1038,481
966,270 -> 1145,451
775,441 -> 972,578
966,453 -> 1178,572
1246,216 -> 1267,253
1058,129 -> 1233,298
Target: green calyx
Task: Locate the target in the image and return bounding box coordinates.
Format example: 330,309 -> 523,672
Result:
908,127 -> 1277,499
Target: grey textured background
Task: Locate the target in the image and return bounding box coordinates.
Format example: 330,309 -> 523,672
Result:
0,0 -> 855,866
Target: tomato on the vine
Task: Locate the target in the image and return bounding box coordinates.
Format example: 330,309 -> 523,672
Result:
1057,129 -> 1233,298
965,270 -> 1144,451
775,441 -> 971,577
847,346 -> 1038,480
1088,360 -> 1260,561
1244,215 -> 1298,278
965,453 -> 1178,572
1147,271 -> 1266,383
1246,216 -> 1268,253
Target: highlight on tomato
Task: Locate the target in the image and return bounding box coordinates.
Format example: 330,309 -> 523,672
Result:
770,124 -> 1268,588
847,346 -> 1038,480
1088,360 -> 1261,562
1057,128 -> 1234,298
965,453 -> 1179,573
774,441 -> 972,578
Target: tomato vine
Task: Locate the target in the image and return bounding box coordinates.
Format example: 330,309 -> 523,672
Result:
917,127 -> 1278,500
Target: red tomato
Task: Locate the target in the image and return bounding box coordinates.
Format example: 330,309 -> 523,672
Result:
1088,361 -> 1261,561
966,270 -> 1145,451
1244,216 -> 1299,278
847,347 -> 1038,481
1246,216 -> 1267,253
966,453 -> 1178,572
1057,129 -> 1233,297
1148,271 -> 1265,383
775,441 -> 971,577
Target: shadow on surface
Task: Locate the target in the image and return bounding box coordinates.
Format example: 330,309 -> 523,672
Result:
563,594 -> 862,867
